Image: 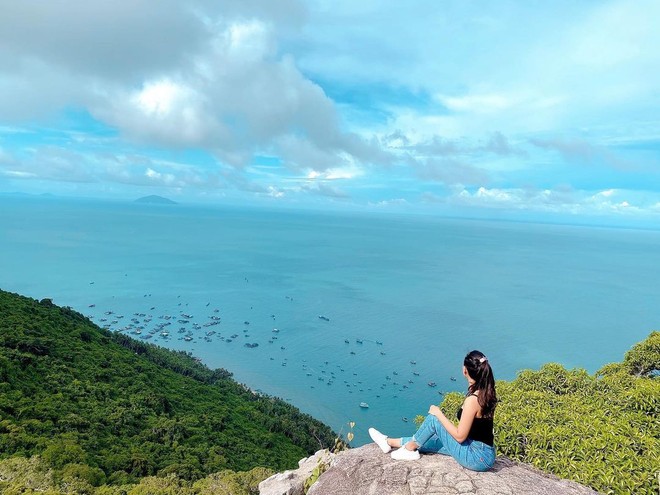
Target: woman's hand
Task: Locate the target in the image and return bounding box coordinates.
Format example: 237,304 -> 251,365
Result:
428,404 -> 441,416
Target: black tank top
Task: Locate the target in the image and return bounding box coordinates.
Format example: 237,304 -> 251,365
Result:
457,394 -> 494,446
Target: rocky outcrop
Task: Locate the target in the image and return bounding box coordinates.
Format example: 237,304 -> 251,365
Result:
258,449 -> 335,495
260,444 -> 600,495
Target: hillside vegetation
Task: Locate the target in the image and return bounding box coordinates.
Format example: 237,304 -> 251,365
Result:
438,331 -> 660,495
0,289 -> 337,494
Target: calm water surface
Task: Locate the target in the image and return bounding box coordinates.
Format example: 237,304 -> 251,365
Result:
1,197 -> 658,445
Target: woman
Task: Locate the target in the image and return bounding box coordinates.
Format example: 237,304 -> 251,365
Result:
368,350 -> 497,472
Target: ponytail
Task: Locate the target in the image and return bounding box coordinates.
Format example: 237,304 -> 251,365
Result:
464,350 -> 497,418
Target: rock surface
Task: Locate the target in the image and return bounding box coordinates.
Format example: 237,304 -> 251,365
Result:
259,449 -> 335,495
262,444 -> 601,495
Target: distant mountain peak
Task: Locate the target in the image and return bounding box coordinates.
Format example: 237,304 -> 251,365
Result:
134,195 -> 178,205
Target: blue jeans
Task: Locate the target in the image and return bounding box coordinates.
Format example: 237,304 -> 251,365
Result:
400,414 -> 496,472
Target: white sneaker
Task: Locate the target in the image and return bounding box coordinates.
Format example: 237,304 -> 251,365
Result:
368,427 -> 392,453
390,446 -> 420,461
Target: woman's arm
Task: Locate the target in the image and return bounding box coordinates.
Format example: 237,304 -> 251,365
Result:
429,395 -> 479,443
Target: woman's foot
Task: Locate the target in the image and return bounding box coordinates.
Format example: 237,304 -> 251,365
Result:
391,446 -> 420,460
368,427 -> 391,453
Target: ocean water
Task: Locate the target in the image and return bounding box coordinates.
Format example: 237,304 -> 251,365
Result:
1,196 -> 658,446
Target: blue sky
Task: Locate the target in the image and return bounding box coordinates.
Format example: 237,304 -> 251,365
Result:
1,0 -> 659,225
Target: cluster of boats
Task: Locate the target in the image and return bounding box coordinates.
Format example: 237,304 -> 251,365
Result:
90,301 -> 461,421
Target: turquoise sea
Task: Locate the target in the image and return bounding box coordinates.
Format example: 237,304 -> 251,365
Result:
1,196 -> 658,446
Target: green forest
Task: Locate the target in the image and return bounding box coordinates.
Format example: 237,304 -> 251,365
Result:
0,289 -> 337,494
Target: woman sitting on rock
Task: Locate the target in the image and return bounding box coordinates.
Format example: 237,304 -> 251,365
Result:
368,350 -> 497,471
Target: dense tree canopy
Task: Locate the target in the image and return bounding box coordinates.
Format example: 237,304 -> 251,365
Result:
0,289 -> 337,493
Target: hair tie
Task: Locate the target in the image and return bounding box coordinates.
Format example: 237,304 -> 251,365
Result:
479,356 -> 488,363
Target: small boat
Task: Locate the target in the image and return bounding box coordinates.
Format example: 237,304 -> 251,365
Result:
402,417 -> 408,422
410,360 -> 416,365
376,341 -> 383,345
344,339 -> 350,343
450,376 -> 457,382
428,381 -> 437,387
359,402 -> 369,408
318,315 -> 330,321
356,339 -> 363,344
413,372 -> 420,376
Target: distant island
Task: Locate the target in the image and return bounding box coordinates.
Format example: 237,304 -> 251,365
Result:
134,194 -> 178,205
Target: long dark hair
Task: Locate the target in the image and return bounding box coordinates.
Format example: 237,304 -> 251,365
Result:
464,350 -> 497,418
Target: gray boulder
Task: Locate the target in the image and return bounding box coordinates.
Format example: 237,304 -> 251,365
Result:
259,449 -> 335,495
262,444 -> 601,495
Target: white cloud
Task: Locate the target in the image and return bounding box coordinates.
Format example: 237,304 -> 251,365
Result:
369,198 -> 408,208
0,3 -> 382,175
2,170 -> 37,179
306,163 -> 363,180
449,185 -> 659,217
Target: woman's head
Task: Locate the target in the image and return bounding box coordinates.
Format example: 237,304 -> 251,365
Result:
463,350 -> 497,418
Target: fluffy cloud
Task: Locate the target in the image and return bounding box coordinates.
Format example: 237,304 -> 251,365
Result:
0,146 -> 221,192
0,1 -> 384,176
448,185 -> 658,217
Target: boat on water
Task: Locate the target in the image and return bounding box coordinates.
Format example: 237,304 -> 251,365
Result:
450,376 -> 457,382
402,417 -> 408,422
428,381 -> 437,387
318,315 -> 330,321
359,402 -> 369,408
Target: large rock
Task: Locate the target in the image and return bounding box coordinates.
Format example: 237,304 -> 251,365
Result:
265,444 -> 601,495
259,449 -> 335,495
